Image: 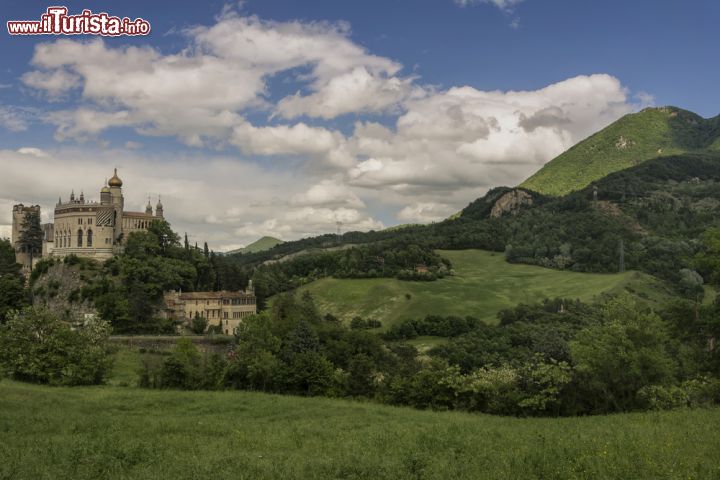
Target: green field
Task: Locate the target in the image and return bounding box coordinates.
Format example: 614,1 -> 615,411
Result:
296,249 -> 658,327
1,379 -> 718,479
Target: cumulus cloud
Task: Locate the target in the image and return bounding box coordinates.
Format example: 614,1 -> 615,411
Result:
397,203 -> 453,223
21,10 -> 414,157
21,68 -> 80,100
348,74 -> 634,196
10,9 -> 645,240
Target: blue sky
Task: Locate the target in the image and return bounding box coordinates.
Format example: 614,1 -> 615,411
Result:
0,0 -> 717,250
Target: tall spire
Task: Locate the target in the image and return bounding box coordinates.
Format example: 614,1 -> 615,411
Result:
146,195 -> 153,214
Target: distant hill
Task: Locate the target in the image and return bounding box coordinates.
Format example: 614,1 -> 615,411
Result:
520,107 -> 720,196
227,236 -> 283,255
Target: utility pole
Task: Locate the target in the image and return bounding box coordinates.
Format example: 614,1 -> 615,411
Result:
619,239 -> 625,273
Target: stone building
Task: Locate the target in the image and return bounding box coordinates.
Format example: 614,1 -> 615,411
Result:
11,169 -> 166,268
163,286 -> 257,335
11,203 -> 41,275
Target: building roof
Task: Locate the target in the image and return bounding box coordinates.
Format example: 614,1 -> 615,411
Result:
177,291 -> 255,300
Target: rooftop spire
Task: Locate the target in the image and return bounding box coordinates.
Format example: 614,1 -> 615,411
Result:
108,168 -> 123,187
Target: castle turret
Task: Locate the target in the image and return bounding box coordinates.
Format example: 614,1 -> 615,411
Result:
155,196 -> 164,219
100,180 -> 111,205
108,168 -> 124,242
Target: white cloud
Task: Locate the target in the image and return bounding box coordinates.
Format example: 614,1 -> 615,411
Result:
21,68 -> 80,100
16,147 -> 48,157
291,178 -> 365,209
397,203 -> 453,223
348,74 -> 634,193
9,9 -> 645,240
0,147 -> 384,251
0,106 -> 31,132
22,10 -> 414,153
454,0 -> 524,12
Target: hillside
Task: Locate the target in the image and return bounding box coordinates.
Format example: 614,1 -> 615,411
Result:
293,249 -> 664,327
2,380 -> 718,479
227,236 -> 283,255
520,107 -> 720,196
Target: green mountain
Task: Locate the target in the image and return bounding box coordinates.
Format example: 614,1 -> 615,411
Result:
520,107 -> 720,196
227,236 -> 283,255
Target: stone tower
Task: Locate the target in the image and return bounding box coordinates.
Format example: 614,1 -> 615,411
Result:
108,168 -> 124,243
11,203 -> 41,274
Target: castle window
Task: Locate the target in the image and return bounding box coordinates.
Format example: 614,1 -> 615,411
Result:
87,229 -> 93,247
78,218 -> 82,225
88,218 -> 93,225
77,229 -> 83,247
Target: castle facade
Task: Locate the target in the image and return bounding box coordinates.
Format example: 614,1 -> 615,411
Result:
12,169 -> 165,271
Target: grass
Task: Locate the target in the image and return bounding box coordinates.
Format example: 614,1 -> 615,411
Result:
1,379 -> 718,479
227,236 -> 283,255
295,249 -> 651,328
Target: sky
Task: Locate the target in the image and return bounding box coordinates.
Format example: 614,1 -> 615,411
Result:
0,0 -> 718,251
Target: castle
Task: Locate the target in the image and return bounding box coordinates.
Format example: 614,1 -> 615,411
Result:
12,169 -> 165,272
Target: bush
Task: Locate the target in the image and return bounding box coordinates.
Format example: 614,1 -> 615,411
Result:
190,315 -> 208,335
0,307 -> 112,386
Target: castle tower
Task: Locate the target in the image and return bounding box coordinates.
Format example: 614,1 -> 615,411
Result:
11,204 -> 41,274
100,180 -> 111,205
155,196 -> 164,219
145,197 -> 153,215
108,168 -> 124,242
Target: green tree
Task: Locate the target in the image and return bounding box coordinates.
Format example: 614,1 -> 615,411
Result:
18,210 -> 43,270
190,314 -> 208,335
0,239 -> 26,323
570,296 -> 677,413
0,307 -> 112,385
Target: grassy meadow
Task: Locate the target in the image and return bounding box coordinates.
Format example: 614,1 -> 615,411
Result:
1,379 -> 719,480
295,249 -> 662,328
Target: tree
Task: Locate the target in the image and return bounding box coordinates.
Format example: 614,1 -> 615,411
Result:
570,296 -> 677,413
0,239 -> 25,323
190,314 -> 208,335
18,210 -> 43,270
694,228 -> 720,285
0,276 -> 26,323
0,307 -> 112,385
0,238 -> 21,276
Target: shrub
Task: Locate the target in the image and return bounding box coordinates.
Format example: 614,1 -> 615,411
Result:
189,315 -> 208,335
0,307 -> 112,386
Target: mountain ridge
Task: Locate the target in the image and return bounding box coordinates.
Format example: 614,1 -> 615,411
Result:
520,106 -> 720,196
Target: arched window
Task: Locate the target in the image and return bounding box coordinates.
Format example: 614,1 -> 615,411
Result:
77,228 -> 83,247
87,229 -> 93,247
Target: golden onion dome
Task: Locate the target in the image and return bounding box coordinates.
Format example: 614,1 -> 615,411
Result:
108,168 -> 123,187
